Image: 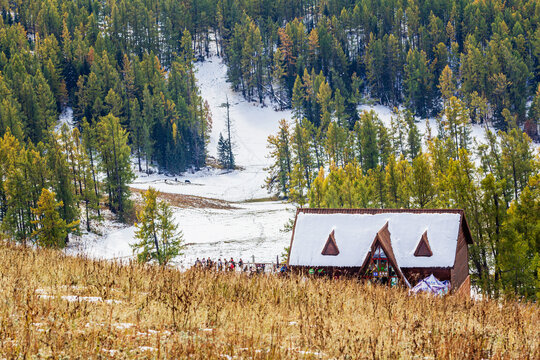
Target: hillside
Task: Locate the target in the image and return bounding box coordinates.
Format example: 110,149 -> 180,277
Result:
0,0 -> 538,304
1,243 -> 538,358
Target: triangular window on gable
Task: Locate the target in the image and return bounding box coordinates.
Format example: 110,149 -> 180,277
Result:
321,230 -> 339,256
414,230 -> 433,257
359,221 -> 409,287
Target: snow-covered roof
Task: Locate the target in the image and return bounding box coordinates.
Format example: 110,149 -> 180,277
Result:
288,209 -> 468,268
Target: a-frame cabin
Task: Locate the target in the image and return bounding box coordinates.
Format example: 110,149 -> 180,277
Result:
287,208 -> 473,293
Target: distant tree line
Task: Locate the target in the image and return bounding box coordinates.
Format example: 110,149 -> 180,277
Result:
215,0 -> 540,135
0,2 -> 211,174
4,0 -> 537,137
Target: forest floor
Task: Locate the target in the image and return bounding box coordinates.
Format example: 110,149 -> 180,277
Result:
1,243 -> 538,359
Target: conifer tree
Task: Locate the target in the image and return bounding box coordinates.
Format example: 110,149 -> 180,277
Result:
499,175 -> 540,299
265,119 -> 292,197
291,120 -> 314,187
217,133 -> 231,169
81,119 -> 101,217
31,188 -> 78,248
409,154 -> 435,208
218,96 -> 235,170
132,187 -> 184,266
405,111 -> 422,160
500,128 -> 534,200
404,48 -> 434,117
97,113 -> 134,222
358,111 -> 379,172
47,130 -> 79,228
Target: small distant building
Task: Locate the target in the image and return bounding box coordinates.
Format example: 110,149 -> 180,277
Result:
287,208 -> 472,294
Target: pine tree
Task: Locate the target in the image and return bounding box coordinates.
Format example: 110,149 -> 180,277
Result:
404,48 -> 434,117
291,120 -> 314,187
31,188 -> 78,248
218,96 -> 235,170
265,119 -> 292,197
405,111 -> 422,160
288,163 -> 307,207
217,133 -> 231,169
358,111 -> 379,172
409,154 -> 435,208
325,121 -> 346,167
132,187 -> 184,266
97,113 -> 134,222
81,118 -> 101,218
291,75 -> 305,120
272,48 -> 287,109
499,175 -> 540,299
438,65 -> 456,106
72,127 -> 99,231
390,108 -> 407,156
47,130 -> 79,229
500,127 -> 534,200
443,96 -> 471,158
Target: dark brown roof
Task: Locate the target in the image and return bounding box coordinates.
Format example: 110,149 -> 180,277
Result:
414,230 -> 433,257
321,230 -> 340,256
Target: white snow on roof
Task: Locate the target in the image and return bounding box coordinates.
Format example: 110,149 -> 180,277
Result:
289,212 -> 461,268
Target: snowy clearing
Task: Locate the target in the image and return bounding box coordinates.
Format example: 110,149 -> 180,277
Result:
68,201 -> 295,266
129,54 -> 294,202
358,104 -> 491,146
68,53 -> 296,264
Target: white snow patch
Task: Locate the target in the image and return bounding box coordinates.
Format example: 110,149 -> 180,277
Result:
289,212 -> 461,268
56,107 -> 74,130
131,167 -> 271,202
195,56 -> 292,169
138,346 -> 157,352
114,323 -> 135,330
102,349 -> 118,355
61,295 -> 102,302
358,104 -> 490,146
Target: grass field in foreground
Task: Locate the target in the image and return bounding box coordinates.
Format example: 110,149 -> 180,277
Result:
0,243 -> 538,359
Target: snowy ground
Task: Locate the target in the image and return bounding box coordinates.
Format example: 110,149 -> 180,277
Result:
67,202 -> 295,267
358,104 -> 491,147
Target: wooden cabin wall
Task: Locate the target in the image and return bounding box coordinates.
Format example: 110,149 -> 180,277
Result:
401,268 -> 451,285
451,227 -> 470,291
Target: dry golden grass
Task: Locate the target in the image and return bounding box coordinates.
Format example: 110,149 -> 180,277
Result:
130,187 -> 236,210
0,243 -> 538,359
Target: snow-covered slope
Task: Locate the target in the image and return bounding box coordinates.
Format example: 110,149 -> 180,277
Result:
68,202 -> 294,267
196,57 -> 293,168
131,55 -> 293,202
69,53 -> 296,264
358,104 -> 490,146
